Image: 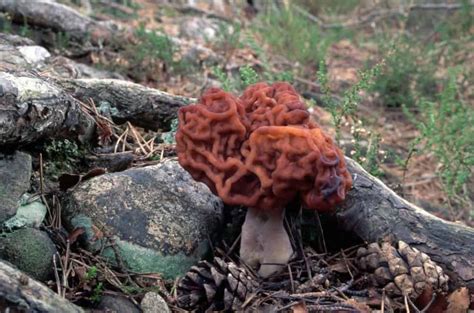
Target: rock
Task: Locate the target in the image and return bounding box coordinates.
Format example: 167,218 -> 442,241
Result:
0,151 -> 32,223
141,292 -> 170,313
179,17 -> 220,42
0,228 -> 57,282
97,295 -> 140,313
0,259 -> 85,312
62,159 -> 223,279
3,195 -> 47,230
17,45 -> 51,65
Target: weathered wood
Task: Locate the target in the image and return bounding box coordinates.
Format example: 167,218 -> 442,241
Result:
0,260 -> 84,312
338,158 -> 474,292
0,0 -> 115,44
0,71 -> 93,146
54,78 -> 196,130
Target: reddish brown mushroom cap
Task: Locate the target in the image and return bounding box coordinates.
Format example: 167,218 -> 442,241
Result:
176,82 -> 352,212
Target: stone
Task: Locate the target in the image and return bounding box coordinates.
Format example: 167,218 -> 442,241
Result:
3,195 -> 47,230
179,17 -> 220,42
0,151 -> 32,223
0,228 -> 57,282
97,295 -> 140,313
141,292 -> 170,313
62,159 -> 223,279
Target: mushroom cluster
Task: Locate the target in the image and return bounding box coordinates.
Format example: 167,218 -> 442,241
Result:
176,82 -> 352,277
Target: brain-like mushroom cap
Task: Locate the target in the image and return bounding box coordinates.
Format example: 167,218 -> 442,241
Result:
176,82 -> 352,211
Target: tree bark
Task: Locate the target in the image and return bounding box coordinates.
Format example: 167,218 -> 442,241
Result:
338,157 -> 474,292
0,71 -> 93,146
0,0 -> 115,44
54,78 -> 196,130
0,260 -> 85,313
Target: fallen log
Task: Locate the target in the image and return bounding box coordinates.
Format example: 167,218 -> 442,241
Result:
0,0 -> 115,44
0,70 -> 93,146
0,260 -> 84,313
54,78 -> 196,130
338,158 -> 474,292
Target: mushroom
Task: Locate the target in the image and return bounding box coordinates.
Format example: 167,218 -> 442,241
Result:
176,82 -> 352,277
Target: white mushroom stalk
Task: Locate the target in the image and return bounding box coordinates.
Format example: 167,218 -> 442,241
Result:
240,207 -> 293,278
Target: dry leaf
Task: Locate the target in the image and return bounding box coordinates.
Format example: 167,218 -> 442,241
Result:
291,301 -> 308,313
68,227 -> 85,245
329,260 -> 349,273
447,287 -> 470,313
344,299 -> 371,313
91,224 -> 104,241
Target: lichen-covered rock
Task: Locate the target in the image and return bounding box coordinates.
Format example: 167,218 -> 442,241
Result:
0,151 -> 32,223
97,295 -> 141,313
141,292 -> 171,313
3,195 -> 47,230
179,17 -> 220,42
0,228 -> 57,282
62,159 -> 223,279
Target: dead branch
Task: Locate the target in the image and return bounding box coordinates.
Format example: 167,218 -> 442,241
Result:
0,260 -> 85,313
54,78 -> 196,130
338,157 -> 474,293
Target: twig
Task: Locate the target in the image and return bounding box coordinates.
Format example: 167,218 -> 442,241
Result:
52,254 -> 63,297
381,288 -> 385,313
288,264 -> 295,293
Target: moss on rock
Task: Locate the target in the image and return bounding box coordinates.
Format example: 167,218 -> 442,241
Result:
0,228 -> 57,281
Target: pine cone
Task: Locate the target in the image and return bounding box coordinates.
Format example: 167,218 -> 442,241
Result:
356,241 -> 449,299
177,257 -> 258,311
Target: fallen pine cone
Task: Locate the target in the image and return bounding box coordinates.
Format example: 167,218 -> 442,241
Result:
356,241 -> 449,299
177,257 -> 258,311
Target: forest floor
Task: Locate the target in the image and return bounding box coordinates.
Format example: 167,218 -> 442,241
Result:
1,0 -> 473,311
77,0 -> 473,226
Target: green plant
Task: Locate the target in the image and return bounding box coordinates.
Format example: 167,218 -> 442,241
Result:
212,64 -> 261,93
122,24 -> 185,80
212,66 -> 233,92
239,65 -> 259,88
349,124 -> 386,177
370,37 -> 436,108
45,139 -> 82,179
85,266 -> 98,280
90,282 -> 104,303
55,31 -> 71,52
317,60 -> 381,143
19,17 -> 31,38
0,13 -> 12,33
405,69 -> 473,206
212,21 -> 242,62
161,118 -> 179,144
255,5 -> 332,70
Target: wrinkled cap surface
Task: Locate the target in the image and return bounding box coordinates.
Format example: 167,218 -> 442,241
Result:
176,82 -> 352,211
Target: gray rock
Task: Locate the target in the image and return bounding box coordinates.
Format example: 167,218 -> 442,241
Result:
63,159 -> 223,279
179,17 -> 220,42
3,195 -> 47,230
0,151 -> 32,223
97,295 -> 140,313
0,228 -> 57,281
141,292 -> 170,313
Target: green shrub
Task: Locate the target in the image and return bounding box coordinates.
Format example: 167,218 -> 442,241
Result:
45,139 -> 82,179
255,6 -> 331,69
317,60 -> 381,143
405,68 -> 473,205
370,37 -> 436,108
122,24 -> 185,80
372,37 -> 436,107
